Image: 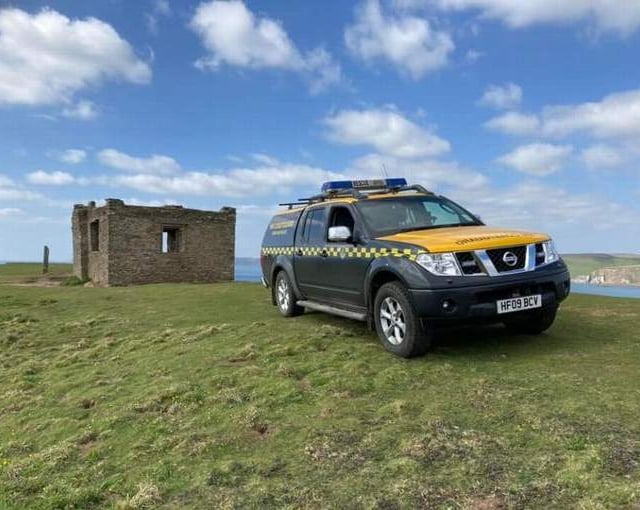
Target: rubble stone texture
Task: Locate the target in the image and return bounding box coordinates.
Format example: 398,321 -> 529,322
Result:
72,199 -> 236,286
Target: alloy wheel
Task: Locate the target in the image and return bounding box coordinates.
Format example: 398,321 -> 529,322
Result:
379,296 -> 406,345
277,278 -> 290,311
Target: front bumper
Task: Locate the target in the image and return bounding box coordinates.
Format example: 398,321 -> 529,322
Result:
408,268 -> 571,322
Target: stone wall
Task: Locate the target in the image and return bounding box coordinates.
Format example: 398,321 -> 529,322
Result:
72,201 -> 110,284
72,199 -> 236,286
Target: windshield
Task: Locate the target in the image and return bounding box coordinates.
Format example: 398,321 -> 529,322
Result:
355,195 -> 481,237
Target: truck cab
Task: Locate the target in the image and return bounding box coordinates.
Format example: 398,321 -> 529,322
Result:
261,178 -> 571,358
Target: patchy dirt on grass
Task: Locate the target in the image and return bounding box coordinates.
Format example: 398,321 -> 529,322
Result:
0,285 -> 639,508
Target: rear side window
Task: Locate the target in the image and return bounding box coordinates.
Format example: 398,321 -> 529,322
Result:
262,210 -> 302,247
301,207 -> 327,244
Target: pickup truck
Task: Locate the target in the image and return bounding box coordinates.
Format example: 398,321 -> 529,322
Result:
260,178 -> 571,358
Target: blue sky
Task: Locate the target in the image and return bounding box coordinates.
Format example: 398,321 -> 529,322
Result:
1,0 -> 639,261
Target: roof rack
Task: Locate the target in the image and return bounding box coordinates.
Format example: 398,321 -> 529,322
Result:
278,183 -> 433,209
278,188 -> 366,209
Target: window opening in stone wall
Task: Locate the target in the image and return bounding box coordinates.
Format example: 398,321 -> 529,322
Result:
90,220 -> 100,252
162,227 -> 182,253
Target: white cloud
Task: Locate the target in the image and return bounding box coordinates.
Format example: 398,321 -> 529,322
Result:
190,0 -> 341,92
252,153 -> 280,165
581,144 -> 626,169
0,175 -> 14,187
497,143 -> 573,176
345,0 -> 454,79
541,89 -> 640,139
26,171 -> 76,186
465,49 -> 485,63
155,0 -> 171,16
0,207 -> 22,217
486,89 -> 640,141
0,186 -> 42,202
113,163 -> 343,197
347,153 -> 488,190
457,182 -> 640,234
479,82 -> 522,109
122,197 -> 180,207
61,100 -> 99,120
234,204 -> 279,218
98,149 -> 182,175
434,0 -> 640,36
146,0 -> 171,34
324,108 -> 450,158
484,111 -> 541,136
303,48 -> 343,94
0,8 -> 151,106
59,149 -> 87,165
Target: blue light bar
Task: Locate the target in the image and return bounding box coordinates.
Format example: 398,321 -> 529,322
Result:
321,177 -> 407,193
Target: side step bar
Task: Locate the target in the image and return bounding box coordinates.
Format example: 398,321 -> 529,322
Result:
297,300 -> 367,322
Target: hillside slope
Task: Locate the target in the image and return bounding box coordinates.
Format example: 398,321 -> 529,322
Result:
1,282 -> 639,508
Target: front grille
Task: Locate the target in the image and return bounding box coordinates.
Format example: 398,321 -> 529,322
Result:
455,252 -> 483,275
486,245 -> 527,272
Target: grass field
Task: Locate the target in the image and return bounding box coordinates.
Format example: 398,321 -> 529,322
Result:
1,263 -> 639,509
562,254 -> 640,277
0,263 -> 72,284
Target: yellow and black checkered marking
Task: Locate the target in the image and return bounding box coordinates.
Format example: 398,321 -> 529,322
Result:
262,246 -> 296,256
262,245 -> 424,261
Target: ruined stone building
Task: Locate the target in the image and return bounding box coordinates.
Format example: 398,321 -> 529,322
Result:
72,199 -> 236,286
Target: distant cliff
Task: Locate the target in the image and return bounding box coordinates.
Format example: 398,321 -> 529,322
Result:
572,265 -> 640,286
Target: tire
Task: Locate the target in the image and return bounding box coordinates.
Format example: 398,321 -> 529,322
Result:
503,306 -> 557,335
374,282 -> 432,358
274,271 -> 304,317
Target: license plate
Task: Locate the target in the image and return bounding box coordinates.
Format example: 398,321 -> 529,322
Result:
496,294 -> 542,314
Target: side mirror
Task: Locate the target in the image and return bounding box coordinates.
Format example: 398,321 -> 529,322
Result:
328,226 -> 352,242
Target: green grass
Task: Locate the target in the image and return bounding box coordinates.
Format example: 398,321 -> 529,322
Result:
0,263 -> 72,284
563,254 -> 640,277
0,278 -> 639,508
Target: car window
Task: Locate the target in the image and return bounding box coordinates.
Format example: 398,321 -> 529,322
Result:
422,200 -> 461,225
303,207 -> 327,244
327,206 -> 355,242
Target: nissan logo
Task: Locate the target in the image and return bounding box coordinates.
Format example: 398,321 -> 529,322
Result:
502,251 -> 518,267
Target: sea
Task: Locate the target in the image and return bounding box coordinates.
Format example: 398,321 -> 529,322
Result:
570,283 -> 640,299
235,258 -> 263,282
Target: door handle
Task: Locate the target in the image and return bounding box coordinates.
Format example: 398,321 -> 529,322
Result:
295,248 -> 303,256
320,249 -> 328,258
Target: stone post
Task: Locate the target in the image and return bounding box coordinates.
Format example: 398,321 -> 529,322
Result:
43,245 -> 49,274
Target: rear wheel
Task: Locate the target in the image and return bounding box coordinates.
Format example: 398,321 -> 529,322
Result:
374,282 -> 431,358
275,271 -> 304,317
503,306 -> 557,335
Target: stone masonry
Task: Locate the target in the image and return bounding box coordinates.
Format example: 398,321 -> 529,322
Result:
72,199 -> 235,286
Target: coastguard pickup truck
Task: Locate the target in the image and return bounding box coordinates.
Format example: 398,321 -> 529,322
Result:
260,178 -> 571,358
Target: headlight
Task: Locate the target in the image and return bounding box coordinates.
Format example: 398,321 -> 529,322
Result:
416,253 -> 462,276
542,240 -> 560,264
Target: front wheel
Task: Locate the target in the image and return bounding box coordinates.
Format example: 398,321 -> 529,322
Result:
274,271 -> 304,317
503,306 -> 558,335
374,282 -> 432,358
